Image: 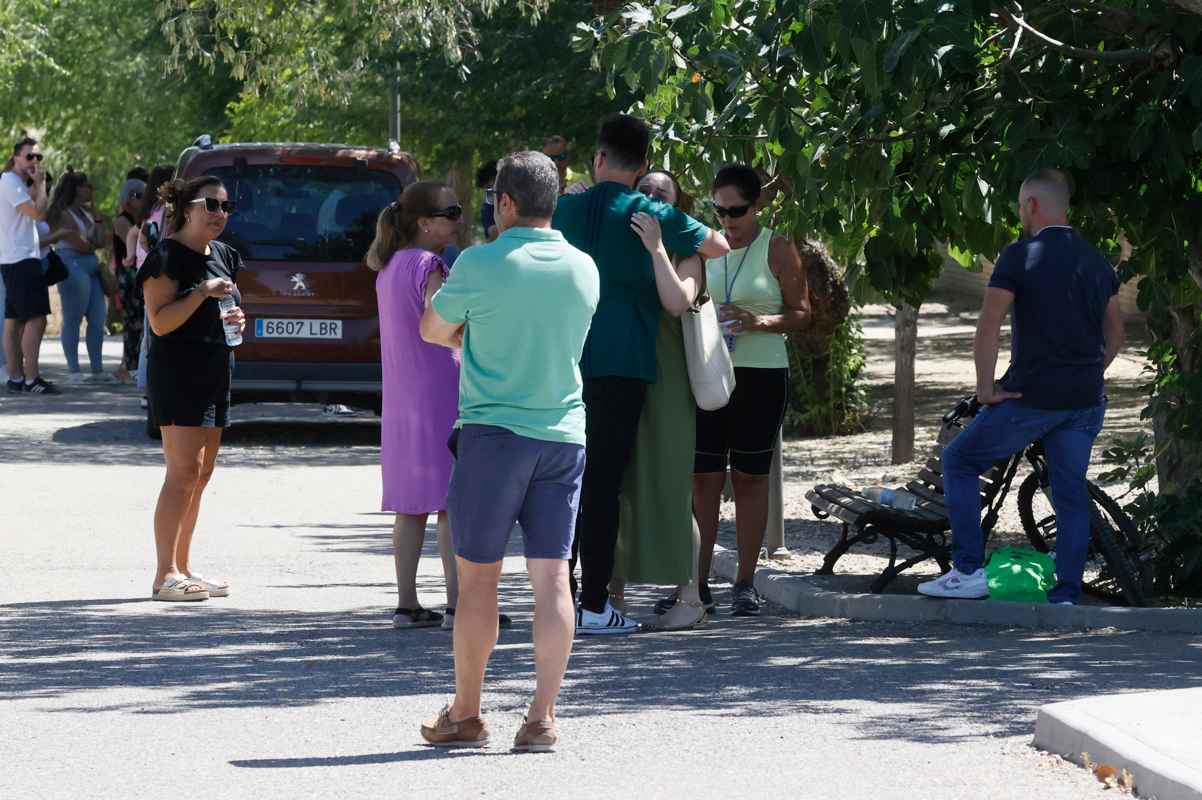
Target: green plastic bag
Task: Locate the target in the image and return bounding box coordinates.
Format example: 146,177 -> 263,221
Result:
985,546 -> 1057,603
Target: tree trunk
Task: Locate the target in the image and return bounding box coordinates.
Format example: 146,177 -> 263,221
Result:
892,302 -> 919,465
1155,244 -> 1202,493
1156,303 -> 1202,493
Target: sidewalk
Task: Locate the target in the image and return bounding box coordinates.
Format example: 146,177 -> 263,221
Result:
712,550 -> 1202,635
1035,689 -> 1202,800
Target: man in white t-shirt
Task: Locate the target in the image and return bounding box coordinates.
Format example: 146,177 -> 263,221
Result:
1,136 -> 58,394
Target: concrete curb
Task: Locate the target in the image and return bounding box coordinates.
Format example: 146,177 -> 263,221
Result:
710,548 -> 1202,634
1033,690 -> 1202,800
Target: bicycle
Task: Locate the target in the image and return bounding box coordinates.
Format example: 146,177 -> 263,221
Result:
943,395 -> 1148,606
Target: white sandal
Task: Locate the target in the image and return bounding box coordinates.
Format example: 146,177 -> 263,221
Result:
152,576 -> 210,602
649,599 -> 707,631
187,574 -> 230,598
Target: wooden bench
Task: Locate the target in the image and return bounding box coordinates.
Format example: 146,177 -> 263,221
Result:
805,413 -> 1020,593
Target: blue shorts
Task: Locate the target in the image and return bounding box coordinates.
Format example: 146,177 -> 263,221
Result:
447,424 -> 586,564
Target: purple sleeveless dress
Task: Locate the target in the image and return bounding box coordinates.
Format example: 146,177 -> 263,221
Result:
377,248 -> 460,514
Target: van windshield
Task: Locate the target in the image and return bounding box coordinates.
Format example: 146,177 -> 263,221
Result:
208,164 -> 401,262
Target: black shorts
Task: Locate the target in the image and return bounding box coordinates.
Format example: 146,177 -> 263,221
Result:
1,258 -> 51,321
695,367 -> 789,475
147,340 -> 233,428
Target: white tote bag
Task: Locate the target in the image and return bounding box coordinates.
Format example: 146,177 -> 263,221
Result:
682,288 -> 736,411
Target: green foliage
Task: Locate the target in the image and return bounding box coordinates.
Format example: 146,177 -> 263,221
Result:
1100,433 -> 1202,598
785,317 -> 867,437
1126,483 -> 1202,599
180,1 -> 627,181
2,0 -> 241,210
158,0 -> 547,87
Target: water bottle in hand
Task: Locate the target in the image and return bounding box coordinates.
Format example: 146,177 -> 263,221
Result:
218,294 -> 243,347
864,486 -> 918,511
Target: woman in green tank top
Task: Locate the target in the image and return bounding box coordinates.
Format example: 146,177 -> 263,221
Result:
688,165 -> 812,618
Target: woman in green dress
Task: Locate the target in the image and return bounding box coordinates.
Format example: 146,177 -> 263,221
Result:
611,170 -> 709,631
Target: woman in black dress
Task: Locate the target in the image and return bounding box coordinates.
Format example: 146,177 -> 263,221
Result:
139,176 -> 244,602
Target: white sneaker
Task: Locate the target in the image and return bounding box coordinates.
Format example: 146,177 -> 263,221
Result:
576,601 -> 640,635
64,372 -> 88,385
917,568 -> 988,599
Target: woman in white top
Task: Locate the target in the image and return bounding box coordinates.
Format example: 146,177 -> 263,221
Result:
47,171 -> 111,381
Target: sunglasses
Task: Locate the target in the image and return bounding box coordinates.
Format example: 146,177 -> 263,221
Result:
713,202 -> 753,219
428,204 -> 463,221
23,153 -> 44,162
130,191 -> 143,200
190,197 -> 235,215
547,152 -> 569,163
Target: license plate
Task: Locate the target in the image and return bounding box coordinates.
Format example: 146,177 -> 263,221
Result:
254,318 -> 343,339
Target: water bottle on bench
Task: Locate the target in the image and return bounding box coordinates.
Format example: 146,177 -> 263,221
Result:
864,486 -> 919,511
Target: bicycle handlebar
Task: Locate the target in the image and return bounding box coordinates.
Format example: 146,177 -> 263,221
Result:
942,395 -> 982,425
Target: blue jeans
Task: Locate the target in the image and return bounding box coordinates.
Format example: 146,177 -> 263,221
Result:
943,400 -> 1106,603
57,251 -> 107,373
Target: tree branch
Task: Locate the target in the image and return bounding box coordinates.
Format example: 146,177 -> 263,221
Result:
856,125 -> 945,145
995,7 -> 1163,64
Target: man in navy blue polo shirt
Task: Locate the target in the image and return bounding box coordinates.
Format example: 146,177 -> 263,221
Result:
919,169 -> 1125,605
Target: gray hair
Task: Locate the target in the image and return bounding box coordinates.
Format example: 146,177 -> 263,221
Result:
119,178 -> 146,208
1020,168 -> 1071,212
495,151 -> 559,220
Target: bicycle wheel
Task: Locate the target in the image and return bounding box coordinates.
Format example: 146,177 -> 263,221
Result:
1087,486 -> 1149,607
1017,473 -> 1054,552
1015,474 -> 1147,606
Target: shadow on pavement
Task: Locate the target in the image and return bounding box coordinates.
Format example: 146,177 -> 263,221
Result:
5,418 -> 383,468
2,574 -> 1200,747
229,749 -> 508,768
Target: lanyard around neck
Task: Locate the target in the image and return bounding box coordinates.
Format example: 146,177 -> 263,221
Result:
723,239 -> 753,304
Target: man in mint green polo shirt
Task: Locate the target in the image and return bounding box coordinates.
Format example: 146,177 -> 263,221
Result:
419,151 -> 599,752
552,113 -> 729,634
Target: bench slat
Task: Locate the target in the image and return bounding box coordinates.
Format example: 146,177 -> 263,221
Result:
914,468 -> 998,497
808,484 -> 947,524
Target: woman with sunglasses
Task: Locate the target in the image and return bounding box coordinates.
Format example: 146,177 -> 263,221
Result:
47,170 -> 112,383
111,178 -> 146,382
694,164 -> 809,617
367,181 -> 467,629
138,176 -> 244,602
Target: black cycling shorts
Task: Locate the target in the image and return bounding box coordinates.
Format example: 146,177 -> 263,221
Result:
694,367 -> 789,476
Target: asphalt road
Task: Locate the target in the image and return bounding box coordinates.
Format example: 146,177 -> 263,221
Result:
2,338 -> 1200,799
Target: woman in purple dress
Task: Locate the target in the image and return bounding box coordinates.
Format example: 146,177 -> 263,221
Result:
367,182 -> 464,628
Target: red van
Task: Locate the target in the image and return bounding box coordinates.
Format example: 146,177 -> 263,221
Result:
154,139 -> 418,434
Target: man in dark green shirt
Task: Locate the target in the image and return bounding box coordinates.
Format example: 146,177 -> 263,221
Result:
552,114 -> 729,634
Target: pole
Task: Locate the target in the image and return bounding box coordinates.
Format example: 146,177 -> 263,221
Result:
388,75 -> 401,145
764,426 -> 787,558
